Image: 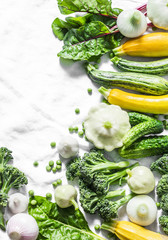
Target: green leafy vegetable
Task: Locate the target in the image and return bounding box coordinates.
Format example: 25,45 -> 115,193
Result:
150,154 -> 168,175
28,195 -> 106,240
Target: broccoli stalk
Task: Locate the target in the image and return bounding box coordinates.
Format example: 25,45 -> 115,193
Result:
99,193 -> 135,221
159,215 -> 168,235
79,179 -> 125,214
156,174 -> 168,197
91,162 -> 139,195
0,165 -> 28,230
150,154 -> 168,175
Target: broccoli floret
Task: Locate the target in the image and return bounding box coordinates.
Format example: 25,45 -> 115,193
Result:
0,165 -> 28,230
0,147 -> 13,186
150,154 -> 168,175
80,149 -> 129,185
98,193 -> 135,221
79,179 -> 125,214
90,162 -> 138,195
159,215 -> 168,235
157,194 -> 168,213
156,175 -> 168,197
66,156 -> 81,181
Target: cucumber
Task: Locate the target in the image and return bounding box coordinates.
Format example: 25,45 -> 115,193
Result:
111,56 -> 168,76
119,135 -> 168,159
86,64 -> 168,95
123,119 -> 164,148
128,112 -> 155,126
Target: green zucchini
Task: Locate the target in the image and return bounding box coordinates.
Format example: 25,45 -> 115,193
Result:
119,135 -> 168,159
111,56 -> 168,76
128,112 -> 155,126
123,119 -> 164,148
86,64 -> 168,95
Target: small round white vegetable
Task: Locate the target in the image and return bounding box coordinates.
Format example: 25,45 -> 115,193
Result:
7,213 -> 39,240
117,10 -> 147,38
8,193 -> 29,214
58,135 -> 79,158
126,195 -> 157,226
127,166 -> 155,194
147,0 -> 168,30
54,184 -> 78,210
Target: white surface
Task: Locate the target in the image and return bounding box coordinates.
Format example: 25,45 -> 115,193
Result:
0,0 -> 167,239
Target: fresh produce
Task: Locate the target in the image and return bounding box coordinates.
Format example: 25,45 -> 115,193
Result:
0,147 -> 13,185
28,195 -> 106,240
0,165 -> 28,230
84,103 -> 130,151
117,9 -> 147,38
119,135 -> 168,159
128,112 -> 154,126
99,87 -> 168,114
54,184 -> 79,210
150,154 -> 168,175
126,195 -> 157,226
127,166 -> 155,194
159,215 -> 168,235
57,135 -> 79,158
98,193 -> 135,221
66,149 -> 138,194
157,175 -> 168,197
122,118 -> 163,148
147,0 -> 168,30
52,0 -> 123,61
79,178 -> 126,214
113,32 -> 168,57
157,193 -> 168,213
111,56 -> 168,76
8,193 -> 29,214
87,64 -> 168,95
6,213 -> 39,240
101,220 -> 168,240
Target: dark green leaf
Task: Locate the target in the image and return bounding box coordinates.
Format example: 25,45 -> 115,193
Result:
57,0 -> 113,16
52,18 -> 72,40
28,196 -> 106,240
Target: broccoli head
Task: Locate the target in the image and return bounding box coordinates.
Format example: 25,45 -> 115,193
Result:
156,175 -> 168,197
98,193 -> 135,221
159,215 -> 168,235
0,147 -> 13,170
0,165 -> 28,207
150,154 -> 168,175
66,156 -> 81,181
157,194 -> 168,213
79,179 -> 125,215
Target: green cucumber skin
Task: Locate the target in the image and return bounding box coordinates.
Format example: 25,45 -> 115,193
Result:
128,112 -> 155,126
123,119 -> 164,148
119,136 -> 168,159
112,57 -> 168,76
87,64 -> 168,95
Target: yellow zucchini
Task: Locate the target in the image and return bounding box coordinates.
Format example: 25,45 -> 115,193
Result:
113,32 -> 168,57
101,220 -> 168,240
99,87 -> 168,114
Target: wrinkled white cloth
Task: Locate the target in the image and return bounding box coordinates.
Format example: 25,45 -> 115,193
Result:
0,0 -> 165,239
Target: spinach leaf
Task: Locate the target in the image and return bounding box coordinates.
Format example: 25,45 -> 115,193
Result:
57,0 -> 113,16
28,196 -> 106,240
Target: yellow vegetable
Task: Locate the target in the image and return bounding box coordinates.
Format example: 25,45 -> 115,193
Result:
113,32 -> 168,57
101,220 -> 168,240
99,87 -> 168,114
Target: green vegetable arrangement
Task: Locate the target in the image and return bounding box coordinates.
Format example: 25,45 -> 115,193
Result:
28,195 -> 106,240
52,0 -> 123,61
0,147 -> 28,230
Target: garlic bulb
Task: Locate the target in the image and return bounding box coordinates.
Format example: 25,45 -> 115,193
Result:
7,213 -> 39,240
8,193 -> 29,214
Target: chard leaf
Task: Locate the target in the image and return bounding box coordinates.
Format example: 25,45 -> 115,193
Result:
28,196 -> 106,240
57,0 -> 113,16
57,21 -> 122,61
52,18 -> 72,40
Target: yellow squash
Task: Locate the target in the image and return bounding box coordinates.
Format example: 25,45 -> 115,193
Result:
113,32 -> 168,57
99,87 -> 168,114
101,221 -> 168,240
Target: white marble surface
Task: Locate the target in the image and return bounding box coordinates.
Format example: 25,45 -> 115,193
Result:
0,0 -> 166,239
